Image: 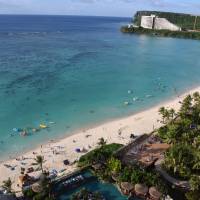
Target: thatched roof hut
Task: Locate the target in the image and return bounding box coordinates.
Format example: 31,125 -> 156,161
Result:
120,182 -> 134,195
135,184 -> 148,197
31,183 -> 43,193
149,187 -> 162,200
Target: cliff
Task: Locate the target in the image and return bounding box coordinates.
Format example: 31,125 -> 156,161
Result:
133,11 -> 200,30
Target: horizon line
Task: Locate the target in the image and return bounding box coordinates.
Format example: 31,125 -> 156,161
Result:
0,13 -> 132,18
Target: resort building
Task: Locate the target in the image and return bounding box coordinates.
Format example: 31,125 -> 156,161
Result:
141,14 -> 181,31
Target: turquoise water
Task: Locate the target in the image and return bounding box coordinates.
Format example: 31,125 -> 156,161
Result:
57,171 -> 140,200
0,15 -> 200,159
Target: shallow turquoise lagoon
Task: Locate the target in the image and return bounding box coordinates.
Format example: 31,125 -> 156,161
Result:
0,15 -> 200,159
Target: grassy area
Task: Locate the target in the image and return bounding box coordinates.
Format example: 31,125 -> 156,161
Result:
78,143 -> 123,168
121,26 -> 200,40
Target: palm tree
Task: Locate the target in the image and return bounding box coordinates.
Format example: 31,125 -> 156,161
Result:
159,107 -> 169,124
193,92 -> 200,102
2,178 -> 12,193
169,108 -> 176,121
34,155 -> 45,173
98,137 -> 107,147
180,95 -> 192,117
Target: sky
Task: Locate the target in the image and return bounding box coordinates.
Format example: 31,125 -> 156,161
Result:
0,0 -> 200,17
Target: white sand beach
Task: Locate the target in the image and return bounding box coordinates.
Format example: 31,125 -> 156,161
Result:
0,86 -> 199,192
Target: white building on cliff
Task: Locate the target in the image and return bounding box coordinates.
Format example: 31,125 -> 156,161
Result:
141,14 -> 181,31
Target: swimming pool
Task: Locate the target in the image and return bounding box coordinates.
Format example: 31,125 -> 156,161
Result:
55,170 -> 141,200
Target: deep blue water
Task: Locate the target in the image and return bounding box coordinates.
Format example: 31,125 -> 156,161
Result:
0,15 -> 200,159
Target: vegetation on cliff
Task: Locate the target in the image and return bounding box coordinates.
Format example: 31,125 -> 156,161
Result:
121,11 -> 200,40
133,11 -> 200,30
121,26 -> 200,40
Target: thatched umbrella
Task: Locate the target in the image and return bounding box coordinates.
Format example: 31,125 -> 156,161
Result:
120,182 -> 134,195
18,175 -> 25,186
149,187 -> 162,200
135,184 -> 148,197
18,174 -> 29,186
111,173 -> 119,182
31,182 -> 43,193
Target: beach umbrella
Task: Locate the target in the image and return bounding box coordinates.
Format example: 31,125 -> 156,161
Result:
18,175 -> 25,186
31,183 -> 42,193
63,159 -> 70,165
121,182 -> 134,194
75,148 -> 81,153
135,184 -> 148,197
149,187 -> 162,200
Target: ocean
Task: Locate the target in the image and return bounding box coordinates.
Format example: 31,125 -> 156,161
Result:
0,15 -> 200,160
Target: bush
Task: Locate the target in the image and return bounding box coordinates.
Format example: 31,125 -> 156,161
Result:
119,166 -> 160,187
164,144 -> 195,179
78,143 -> 123,167
107,157 -> 122,174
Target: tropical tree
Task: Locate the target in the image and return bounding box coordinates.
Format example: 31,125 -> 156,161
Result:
2,178 -> 12,193
193,151 -> 200,170
107,157 -> 122,175
164,144 -> 195,179
159,107 -> 167,124
189,175 -> 200,191
193,92 -> 200,103
169,108 -> 176,120
34,155 -> 45,173
98,137 -> 107,147
179,95 -> 192,118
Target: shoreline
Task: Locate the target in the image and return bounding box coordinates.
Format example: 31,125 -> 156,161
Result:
0,85 -> 199,191
0,84 -> 184,163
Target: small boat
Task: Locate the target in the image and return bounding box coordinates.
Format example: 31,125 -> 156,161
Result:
128,90 -> 132,94
133,97 -> 139,102
124,101 -> 129,106
145,95 -> 153,98
39,124 -> 47,129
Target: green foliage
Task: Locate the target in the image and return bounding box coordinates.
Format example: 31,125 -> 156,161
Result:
189,175 -> 200,192
71,188 -> 104,200
78,143 -> 123,167
118,166 -> 159,187
121,26 -> 200,40
107,157 -> 122,174
185,190 -> 200,200
133,11 -> 200,30
164,144 -> 196,179
23,188 -> 36,198
155,92 -> 200,199
2,178 -> 12,194
23,173 -> 53,200
33,155 -> 45,173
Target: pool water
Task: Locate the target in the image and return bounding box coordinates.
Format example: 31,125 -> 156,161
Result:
56,171 -> 140,200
